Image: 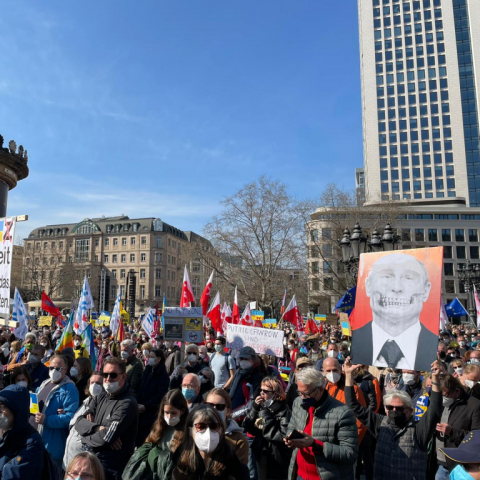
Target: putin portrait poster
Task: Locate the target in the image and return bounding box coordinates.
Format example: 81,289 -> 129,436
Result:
350,246 -> 443,372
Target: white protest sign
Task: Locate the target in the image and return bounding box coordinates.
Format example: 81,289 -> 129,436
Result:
0,218 -> 15,317
163,307 -> 203,343
226,323 -> 285,357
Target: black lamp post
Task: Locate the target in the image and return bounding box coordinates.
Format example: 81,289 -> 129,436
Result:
457,261 -> 480,325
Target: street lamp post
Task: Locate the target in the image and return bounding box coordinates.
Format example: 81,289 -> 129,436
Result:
339,222 -> 399,282
457,261 -> 480,325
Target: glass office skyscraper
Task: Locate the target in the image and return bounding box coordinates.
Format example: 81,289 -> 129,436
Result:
359,0 -> 480,206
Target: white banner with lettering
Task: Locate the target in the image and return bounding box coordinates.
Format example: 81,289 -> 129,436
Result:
226,323 -> 284,357
0,218 -> 15,316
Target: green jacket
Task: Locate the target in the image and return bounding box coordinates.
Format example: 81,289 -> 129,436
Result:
126,355 -> 144,398
122,442 -> 173,480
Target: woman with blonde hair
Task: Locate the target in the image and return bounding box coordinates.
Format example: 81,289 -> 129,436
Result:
64,452 -> 105,480
244,377 -> 292,480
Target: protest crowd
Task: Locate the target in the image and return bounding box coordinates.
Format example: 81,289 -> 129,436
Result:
1,271 -> 480,480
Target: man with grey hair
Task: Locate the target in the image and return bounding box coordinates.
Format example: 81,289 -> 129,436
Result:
351,252 -> 438,371
344,357 -> 442,480
284,367 -> 358,480
169,343 -> 206,389
120,339 -> 144,397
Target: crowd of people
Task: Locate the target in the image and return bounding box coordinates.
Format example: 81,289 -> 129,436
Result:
0,320 -> 479,480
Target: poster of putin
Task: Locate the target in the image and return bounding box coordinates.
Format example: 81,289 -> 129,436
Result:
350,246 -> 443,372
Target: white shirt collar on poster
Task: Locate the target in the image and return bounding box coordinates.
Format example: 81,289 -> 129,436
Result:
371,320 -> 421,370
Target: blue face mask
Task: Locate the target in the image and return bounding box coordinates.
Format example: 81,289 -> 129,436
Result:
450,465 -> 474,480
182,388 -> 196,400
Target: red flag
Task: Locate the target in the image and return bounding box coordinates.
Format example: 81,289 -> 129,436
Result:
240,303 -> 253,326
207,292 -> 222,333
306,318 -> 318,335
283,295 -> 301,330
254,319 -> 263,328
180,265 -> 195,307
42,291 -> 61,317
232,286 -> 240,325
200,270 -> 214,316
116,319 -> 125,343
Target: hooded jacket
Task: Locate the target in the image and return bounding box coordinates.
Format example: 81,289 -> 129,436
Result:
0,385 -> 44,479
225,418 -> 249,465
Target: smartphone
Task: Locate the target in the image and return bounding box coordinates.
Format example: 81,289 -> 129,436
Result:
287,430 -> 304,440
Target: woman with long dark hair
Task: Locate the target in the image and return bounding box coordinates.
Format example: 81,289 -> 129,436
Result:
171,405 -> 249,480
122,390 -> 188,480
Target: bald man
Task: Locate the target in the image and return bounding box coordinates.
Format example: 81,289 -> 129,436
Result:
351,253 -> 438,371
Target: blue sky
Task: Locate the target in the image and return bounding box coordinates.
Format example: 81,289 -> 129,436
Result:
1,1 -> 363,241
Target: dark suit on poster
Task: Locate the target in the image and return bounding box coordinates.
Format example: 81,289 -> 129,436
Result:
351,321 -> 438,372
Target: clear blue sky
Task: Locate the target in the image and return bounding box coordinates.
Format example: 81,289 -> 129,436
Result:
1,1 -> 363,241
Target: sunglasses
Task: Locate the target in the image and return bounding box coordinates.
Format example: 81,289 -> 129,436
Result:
101,372 -> 120,379
194,422 -> 221,432
49,366 -> 63,372
385,405 -> 409,412
205,402 -> 227,411
260,388 -> 273,394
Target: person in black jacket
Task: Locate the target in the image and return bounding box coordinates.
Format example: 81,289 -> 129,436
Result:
244,377 -> 292,480
0,384 -> 44,479
72,357 -> 93,403
435,374 -> 480,480
135,348 -> 169,446
75,357 -> 139,480
170,344 -> 206,389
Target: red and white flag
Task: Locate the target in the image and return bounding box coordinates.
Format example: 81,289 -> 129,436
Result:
474,286 -> 480,328
180,265 -> 195,307
240,303 -> 253,326
232,286 -> 240,325
221,302 -> 232,334
283,294 -> 302,330
207,292 -> 222,333
200,270 -> 214,316
440,300 -> 449,331
280,289 -> 287,315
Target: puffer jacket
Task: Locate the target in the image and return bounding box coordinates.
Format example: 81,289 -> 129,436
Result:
244,399 -> 292,479
122,442 -> 174,480
225,418 -> 249,465
287,393 -> 358,480
0,385 -> 44,480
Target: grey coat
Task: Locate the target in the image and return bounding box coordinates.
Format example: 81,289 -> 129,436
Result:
287,392 -> 358,480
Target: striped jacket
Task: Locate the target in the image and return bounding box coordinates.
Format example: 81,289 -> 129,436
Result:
75,382 -> 138,476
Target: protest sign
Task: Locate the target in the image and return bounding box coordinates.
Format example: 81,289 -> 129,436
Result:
262,318 -> 277,329
38,316 -> 53,327
351,246 -> 443,371
340,313 -> 351,337
226,323 -> 284,357
252,310 -> 265,322
163,307 -> 203,343
0,218 -> 15,317
30,393 -> 39,414
315,314 -> 326,322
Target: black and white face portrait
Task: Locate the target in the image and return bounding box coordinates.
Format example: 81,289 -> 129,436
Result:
365,253 -> 431,329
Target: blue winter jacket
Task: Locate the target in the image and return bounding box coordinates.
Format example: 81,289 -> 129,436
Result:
0,385 -> 44,479
36,376 -> 79,461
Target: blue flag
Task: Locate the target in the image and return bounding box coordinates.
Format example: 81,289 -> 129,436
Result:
335,286 -> 356,314
444,298 -> 468,318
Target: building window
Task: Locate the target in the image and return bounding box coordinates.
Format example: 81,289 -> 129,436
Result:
311,279 -> 320,291
120,269 -> 126,279
155,252 -> 162,262
443,246 -> 452,259
140,286 -> 145,299
322,229 -> 332,240
310,230 -> 319,242
131,237 -> 136,246
455,229 -> 465,242
104,238 -> 110,246
324,278 -> 334,290
121,254 -> 126,263
75,239 -> 90,263
120,285 -> 125,296
323,261 -> 333,274
155,269 -> 162,279
130,254 -> 135,262
122,238 -> 127,246
156,237 -> 163,248
94,255 -> 98,263
112,254 -> 117,263
415,229 -> 424,242
155,285 -> 161,297
112,269 -> 117,279
444,263 -> 454,276
470,246 -> 479,260
457,246 -> 466,259
113,238 -> 118,246
322,245 -> 332,258
94,238 -> 99,247
469,229 -> 478,242
140,269 -> 146,279
442,229 -> 451,242
401,229 -> 411,241
428,229 -> 438,242
445,280 -> 455,294
141,253 -> 146,262
141,236 -> 147,245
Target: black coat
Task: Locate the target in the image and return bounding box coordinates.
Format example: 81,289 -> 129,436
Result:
136,362 -> 169,446
244,399 -> 292,480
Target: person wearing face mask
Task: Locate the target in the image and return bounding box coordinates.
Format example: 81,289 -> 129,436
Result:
199,367 -> 215,397
284,367 -> 358,480
72,357 -> 93,403
439,430 -> 480,480
198,346 -> 211,366
461,364 -> 480,401
344,358 -> 442,480
286,357 -> 314,409
171,405 -> 249,480
315,342 -> 343,372
0,384 -> 45,479
435,375 -> 480,480
123,390 -> 189,480
287,339 -> 299,365
453,360 -> 466,378
305,337 -> 323,364
155,334 -> 166,352
457,336 -> 470,357
96,340 -> 112,372
7,333 -> 37,372
211,336 -> 236,389
120,339 -> 144,398
399,369 -> 424,405
165,339 -> 182,376
63,372 -> 104,470
39,335 -> 54,363
323,357 -> 368,445
25,344 -> 49,391
438,341 -> 449,362
181,373 -> 204,409
140,342 -> 153,366
469,351 -> 480,367
73,334 -> 89,359
75,357 -> 138,480
170,344 -> 205,389
205,388 -> 249,465
0,338 -> 10,365
244,377 -> 292,480
11,366 -> 32,390
135,349 -> 169,446
33,354 -> 80,471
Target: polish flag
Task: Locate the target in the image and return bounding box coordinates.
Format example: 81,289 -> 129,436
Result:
200,270 -> 214,316
180,265 -> 195,307
240,303 -> 253,326
207,292 -> 222,333
221,302 -> 232,334
283,295 -> 301,330
232,286 -> 240,325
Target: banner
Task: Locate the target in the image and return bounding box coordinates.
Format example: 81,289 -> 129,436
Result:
163,307 -> 203,343
38,316 -> 54,327
0,218 -> 15,316
225,323 -> 285,357
252,310 -> 265,322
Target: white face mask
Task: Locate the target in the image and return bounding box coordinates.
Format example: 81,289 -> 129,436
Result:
326,372 -> 341,384
199,353 -> 206,359
148,358 -> 155,366
454,367 -> 464,375
16,381 -> 28,388
327,350 -> 337,358
49,368 -> 63,383
74,340 -> 81,347
104,382 -> 120,394
194,428 -> 220,453
402,373 -> 417,385
443,396 -> 455,407
70,367 -> 79,378
198,375 -> 209,384
142,350 -> 149,357
89,383 -> 103,397
164,415 -> 181,426
120,351 -> 129,360
187,354 -> 197,363
240,360 -> 252,370
465,380 -> 477,389
470,358 -> 480,365
215,345 -> 224,353
40,342 -> 48,348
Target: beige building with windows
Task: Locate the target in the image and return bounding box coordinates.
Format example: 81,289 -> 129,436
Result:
22,216 -> 219,316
